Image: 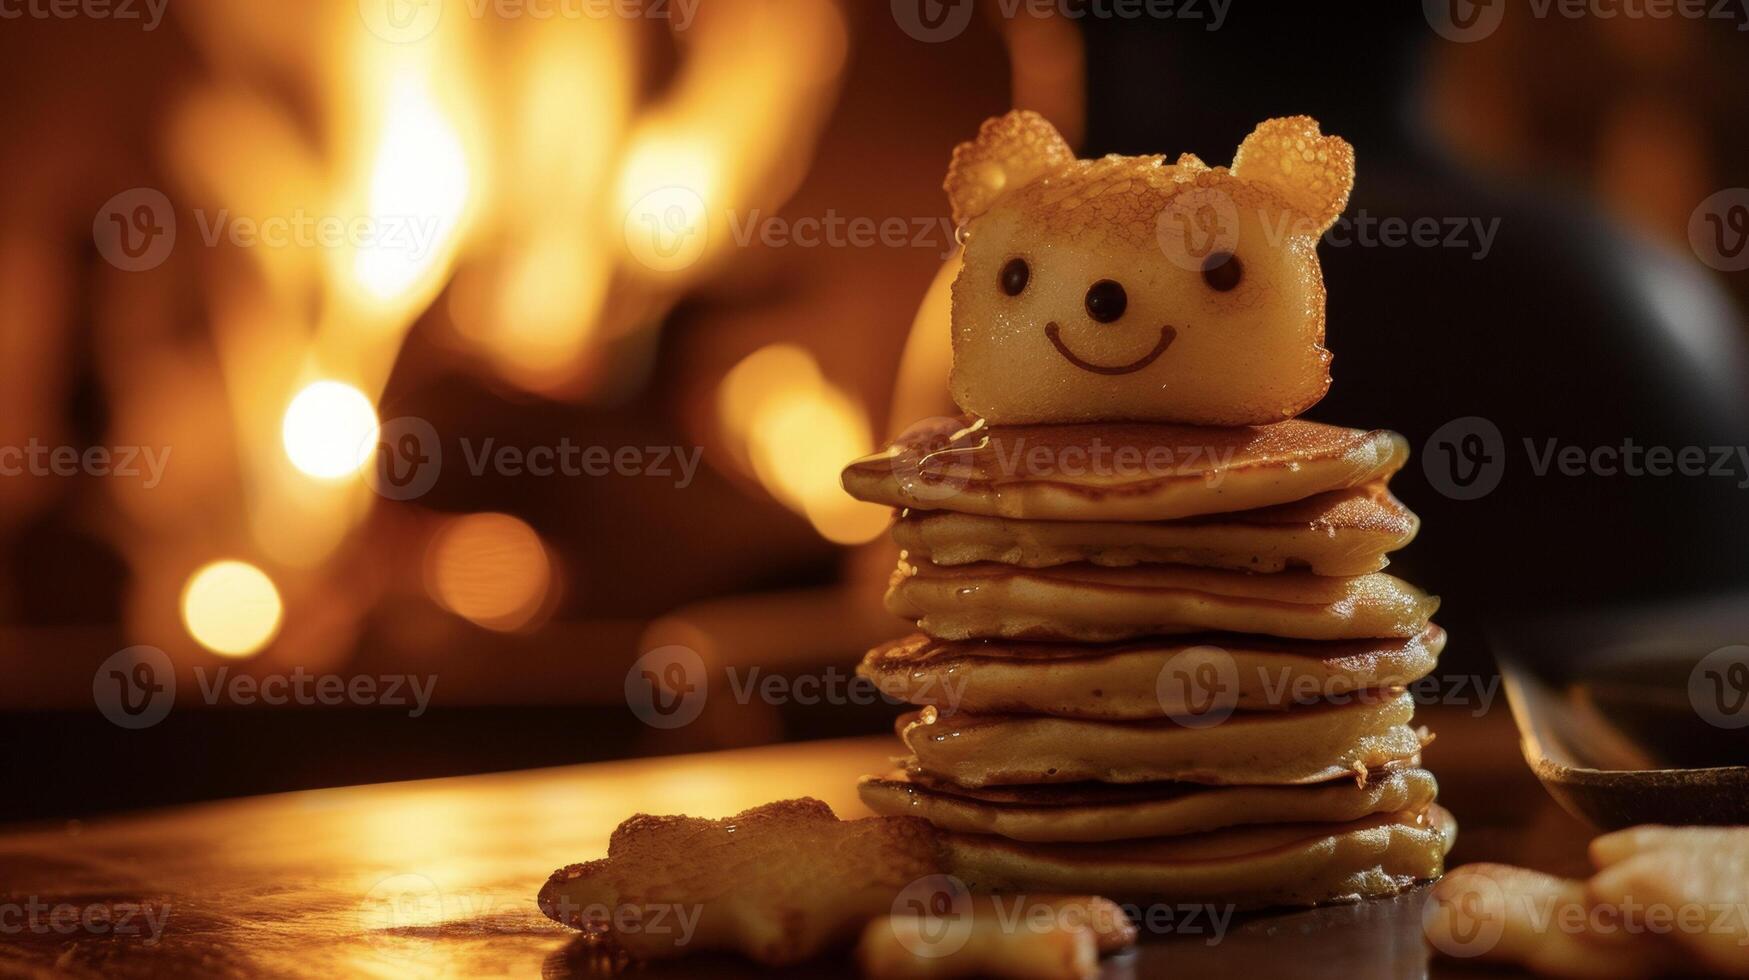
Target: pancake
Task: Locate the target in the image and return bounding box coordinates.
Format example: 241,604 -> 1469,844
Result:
841,415 -> 1407,522
859,768 -> 1440,843
886,559 -> 1438,643
891,484 -> 1416,577
900,692 -> 1424,787
945,805 -> 1456,907
860,626 -> 1444,719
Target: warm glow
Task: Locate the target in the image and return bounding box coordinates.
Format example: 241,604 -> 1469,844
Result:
119,0 -> 852,654
491,235 -> 607,383
425,513 -> 551,632
719,344 -> 889,545
282,381 -> 379,480
718,343 -> 818,438
352,73 -> 470,303
610,0 -> 847,283
444,25 -> 628,391
887,253 -> 962,431
181,560 -> 284,657
615,134 -> 717,276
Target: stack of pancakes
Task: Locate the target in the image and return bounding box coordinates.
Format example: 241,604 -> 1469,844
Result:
842,415 -> 1455,908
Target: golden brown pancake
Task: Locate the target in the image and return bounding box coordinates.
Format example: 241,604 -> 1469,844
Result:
841,415 -> 1407,522
860,626 -> 1444,719
900,692 -> 1424,788
891,485 -> 1417,576
859,768 -> 1440,843
1588,826 -> 1749,976
1425,864 -> 1667,976
886,559 -> 1438,643
945,806 -> 1456,907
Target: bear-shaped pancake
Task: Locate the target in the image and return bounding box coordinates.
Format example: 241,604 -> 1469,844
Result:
946,112 -> 1354,426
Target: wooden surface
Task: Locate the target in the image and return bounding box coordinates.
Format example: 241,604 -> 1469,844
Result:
0,704 -> 1590,978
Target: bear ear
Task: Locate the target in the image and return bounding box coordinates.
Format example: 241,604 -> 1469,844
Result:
944,111 -> 1075,228
1231,116 -> 1354,234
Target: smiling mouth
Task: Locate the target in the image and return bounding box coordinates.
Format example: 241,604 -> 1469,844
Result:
1044,322 -> 1177,376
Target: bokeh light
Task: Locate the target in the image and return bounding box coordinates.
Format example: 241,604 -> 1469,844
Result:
181,560 -> 284,657
425,513 -> 553,632
282,381 -> 380,480
719,344 -> 889,545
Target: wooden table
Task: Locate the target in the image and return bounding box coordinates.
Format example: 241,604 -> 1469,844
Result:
0,705 -> 1588,978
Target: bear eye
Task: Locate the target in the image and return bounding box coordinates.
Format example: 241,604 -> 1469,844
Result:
999,257 -> 1030,296
1084,279 -> 1127,323
1201,251 -> 1243,292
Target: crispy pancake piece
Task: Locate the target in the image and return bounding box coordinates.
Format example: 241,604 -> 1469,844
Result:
885,559 -> 1438,642
1587,826 -> 1749,976
537,798 -> 944,965
899,692 -> 1425,788
1426,864 -> 1668,978
860,626 -> 1444,719
859,768 -> 1440,843
857,895 -> 1134,980
946,806 -> 1455,908
891,485 -> 1417,577
841,416 -> 1407,522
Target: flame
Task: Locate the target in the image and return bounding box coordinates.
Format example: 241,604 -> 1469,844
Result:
349,70 -> 471,307
121,0 -> 851,658
613,0 -> 847,283
615,134 -> 719,277
438,21 -> 632,394
720,344 -> 888,545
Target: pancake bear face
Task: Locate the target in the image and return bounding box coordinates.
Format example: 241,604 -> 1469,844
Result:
946,113 -> 1354,426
